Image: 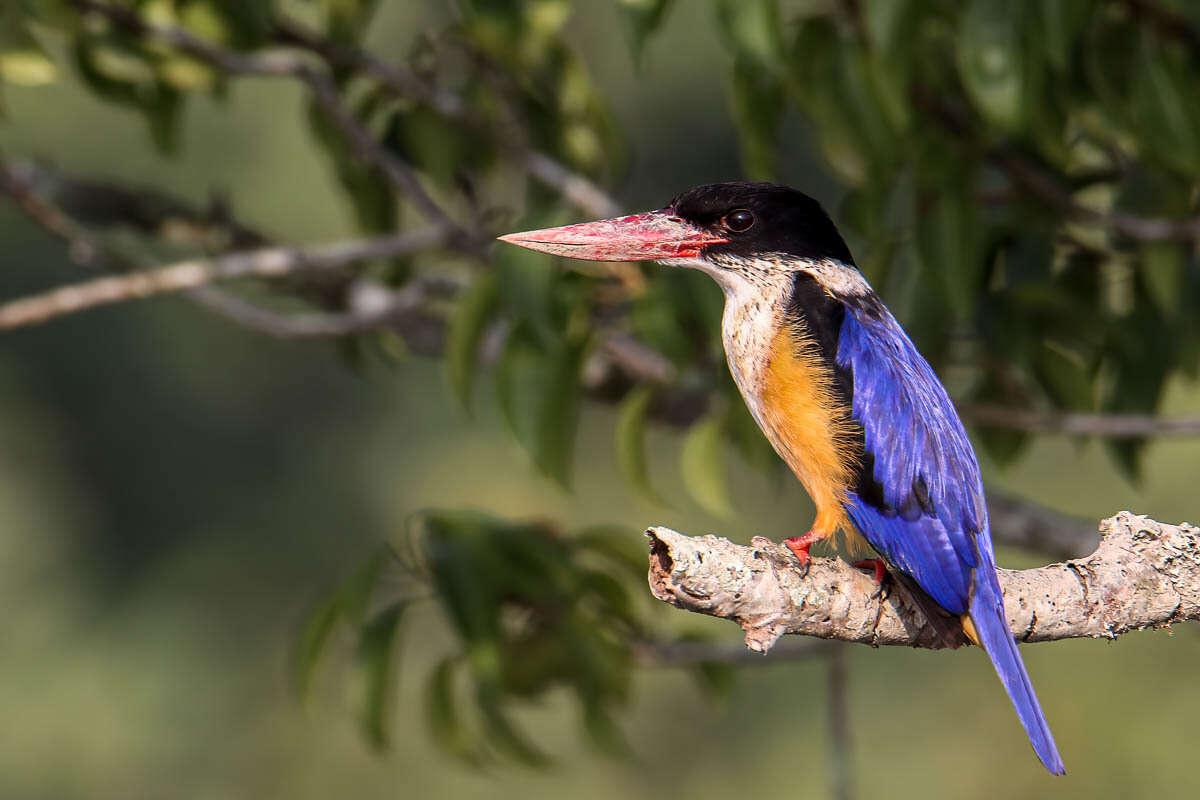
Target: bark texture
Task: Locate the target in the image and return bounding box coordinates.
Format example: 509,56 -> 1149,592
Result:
647,511 -> 1198,652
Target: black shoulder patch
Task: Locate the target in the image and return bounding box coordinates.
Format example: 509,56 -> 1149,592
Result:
786,272 -> 845,378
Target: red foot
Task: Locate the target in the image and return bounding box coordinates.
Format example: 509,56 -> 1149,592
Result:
784,530 -> 825,567
853,558 -> 888,586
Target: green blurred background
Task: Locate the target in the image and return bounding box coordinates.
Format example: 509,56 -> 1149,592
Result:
2,2 -> 1199,799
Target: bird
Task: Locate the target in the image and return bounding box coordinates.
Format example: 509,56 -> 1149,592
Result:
498,181 -> 1065,775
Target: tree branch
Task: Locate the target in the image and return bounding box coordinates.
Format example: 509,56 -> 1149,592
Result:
965,403 -> 1200,437
0,229 -> 448,330
185,277 -> 457,347
646,512 -> 1197,652
0,158 -> 103,265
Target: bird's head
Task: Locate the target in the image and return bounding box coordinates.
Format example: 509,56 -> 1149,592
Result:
498,181 -> 868,299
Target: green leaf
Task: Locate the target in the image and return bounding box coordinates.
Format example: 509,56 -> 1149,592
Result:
958,0 -> 1025,132
582,702 -> 630,758
208,0 -> 274,48
306,95 -> 398,233
616,0 -> 674,64
1141,242 -> 1185,316
1039,0 -> 1094,71
385,107 -> 493,188
495,324 -> 540,443
495,245 -> 558,341
729,57 -> 783,179
423,512 -> 502,646
613,385 -> 664,505
143,87 -> 183,155
293,589 -> 345,698
1032,342 -> 1092,411
680,412 -> 734,518
1131,34 -> 1200,174
787,18 -> 868,183
157,54 -> 217,91
495,323 -> 588,485
0,21 -> 56,86
446,272 -> 499,408
713,0 -> 783,72
630,270 -> 717,362
342,550 -> 388,625
915,176 -> 981,317
72,37 -> 183,154
427,657 -> 485,765
533,333 -> 587,485
573,525 -> 646,579
861,0 -> 913,55
479,700 -> 549,767
325,0 -> 383,44
575,568 -> 638,629
358,600 -> 409,749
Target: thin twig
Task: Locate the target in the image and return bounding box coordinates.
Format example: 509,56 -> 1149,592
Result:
186,276 -> 457,341
300,67 -> 465,235
0,229 -> 448,330
966,404 -> 1200,437
8,160 -> 269,249
0,159 -> 102,265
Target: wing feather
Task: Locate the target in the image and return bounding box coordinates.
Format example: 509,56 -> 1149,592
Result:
836,301 -> 988,613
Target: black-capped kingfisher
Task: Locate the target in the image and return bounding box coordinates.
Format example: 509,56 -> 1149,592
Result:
498,182 -> 1064,774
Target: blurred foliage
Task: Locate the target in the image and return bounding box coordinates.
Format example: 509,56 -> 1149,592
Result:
4,0 -> 1200,773
296,509 -> 655,764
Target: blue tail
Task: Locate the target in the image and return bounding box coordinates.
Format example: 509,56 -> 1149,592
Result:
970,575 -> 1066,775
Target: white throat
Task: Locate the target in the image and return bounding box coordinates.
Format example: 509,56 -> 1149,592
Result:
659,256 -> 795,424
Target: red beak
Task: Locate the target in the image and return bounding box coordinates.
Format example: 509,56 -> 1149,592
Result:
497,210 -> 727,261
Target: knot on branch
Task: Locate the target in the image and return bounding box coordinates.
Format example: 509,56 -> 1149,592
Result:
646,511 -> 1199,652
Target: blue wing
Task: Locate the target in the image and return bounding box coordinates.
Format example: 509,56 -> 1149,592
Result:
835,301 -> 989,614
835,299 -> 1065,774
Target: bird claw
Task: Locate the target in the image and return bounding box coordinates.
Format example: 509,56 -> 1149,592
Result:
783,540 -> 811,577
783,531 -> 823,578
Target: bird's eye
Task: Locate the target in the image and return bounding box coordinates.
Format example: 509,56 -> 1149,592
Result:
724,209 -> 755,233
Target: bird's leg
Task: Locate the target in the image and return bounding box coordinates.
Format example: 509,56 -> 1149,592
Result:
783,529 -> 830,578
784,508 -> 842,577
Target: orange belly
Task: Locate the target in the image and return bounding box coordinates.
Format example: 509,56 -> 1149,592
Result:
759,322 -> 866,551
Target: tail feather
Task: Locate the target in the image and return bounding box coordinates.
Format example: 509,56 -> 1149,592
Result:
969,584 -> 1066,775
